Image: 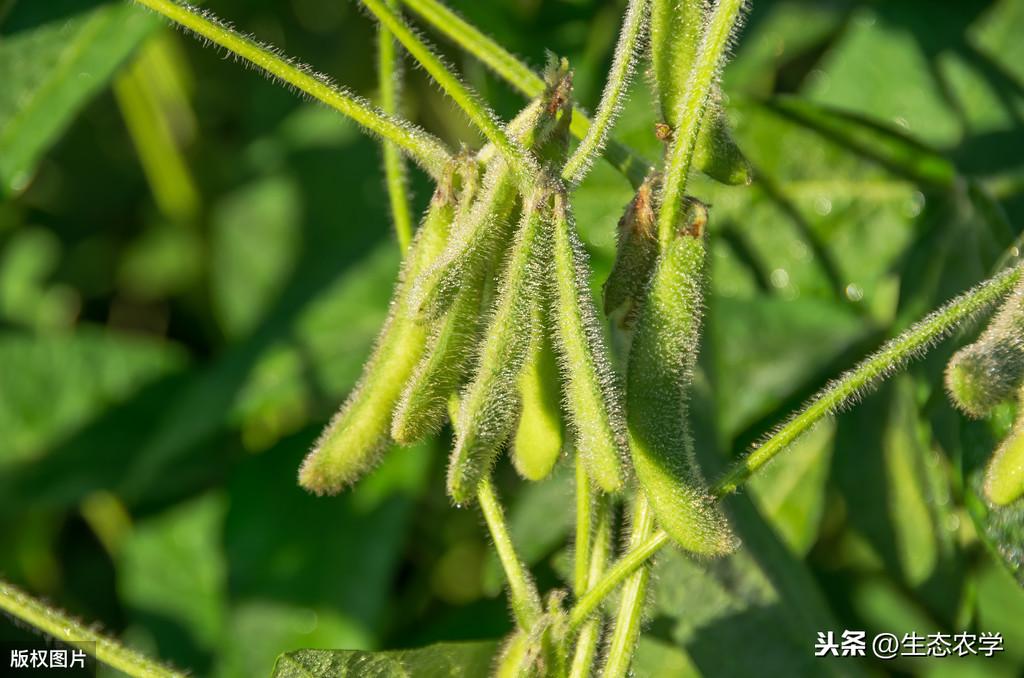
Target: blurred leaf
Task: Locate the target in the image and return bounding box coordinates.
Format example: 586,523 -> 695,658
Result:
0,326 -> 186,465
210,176 -> 302,339
633,637 -> 700,678
219,601 -> 372,678
272,640 -> 498,678
0,0 -> 158,194
712,296 -> 865,437
118,492 -> 228,663
747,420 -> 834,555
0,227 -> 79,330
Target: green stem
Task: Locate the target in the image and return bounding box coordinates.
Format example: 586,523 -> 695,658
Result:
568,494 -> 613,678
568,263 -> 1023,628
574,457 -> 593,597
130,0 -> 451,178
477,478 -> 543,629
656,0 -> 745,245
399,0 -> 650,188
360,0 -> 538,186
0,579 -> 184,677
561,0 -> 648,185
599,495 -> 656,678
378,0 -> 415,250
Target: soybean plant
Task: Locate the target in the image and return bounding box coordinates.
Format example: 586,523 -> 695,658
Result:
4,0 -> 1023,676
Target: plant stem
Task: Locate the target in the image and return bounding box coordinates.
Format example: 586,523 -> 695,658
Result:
574,457 -> 593,597
656,0 -> 745,245
568,493 -> 613,678
0,579 -> 184,677
399,0 -> 651,188
599,495 -> 656,678
360,0 -> 538,187
567,263 -> 1023,627
561,0 -> 648,186
713,263 -> 1022,495
477,478 -> 543,630
378,0 -> 415,250
130,0 -> 451,178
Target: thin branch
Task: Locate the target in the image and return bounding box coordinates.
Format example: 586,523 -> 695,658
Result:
599,495 -> 656,677
567,263 -> 1023,628
574,459 -> 593,598
130,0 -> 452,178
399,0 -> 651,188
478,478 -> 543,630
0,579 -> 185,677
656,0 -> 746,245
568,492 -> 613,678
360,0 -> 539,187
561,0 -> 648,186
378,0 -> 416,249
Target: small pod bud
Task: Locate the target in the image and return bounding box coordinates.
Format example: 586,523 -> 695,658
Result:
548,192 -> 627,493
494,631 -> 538,678
650,0 -> 751,186
626,203 -> 734,555
985,401 -> 1024,506
946,278 -> 1024,418
603,175 -> 659,327
447,193 -> 551,504
512,306 -> 565,481
298,170 -> 460,494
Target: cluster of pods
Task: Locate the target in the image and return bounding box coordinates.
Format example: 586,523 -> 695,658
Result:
946,278 -> 1024,506
297,60 -> 737,557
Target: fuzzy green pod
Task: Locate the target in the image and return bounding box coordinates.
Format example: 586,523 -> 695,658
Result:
447,193 -> 550,504
512,306 -> 565,481
548,192 -> 626,493
298,174 -> 459,494
603,174 -> 659,327
945,278 -> 1024,418
412,72 -> 571,320
625,201 -> 734,555
649,0 -> 751,186
985,397 -> 1024,506
390,168 -> 485,444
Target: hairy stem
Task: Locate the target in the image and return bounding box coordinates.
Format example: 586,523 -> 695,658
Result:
360,0 -> 538,186
0,579 -> 184,677
399,0 -> 651,187
600,495 -> 656,678
478,478 -> 543,630
713,263 -> 1023,495
378,0 -> 415,249
567,263 -> 1023,627
574,458 -> 593,598
656,0 -> 745,245
568,493 -> 613,678
561,0 -> 648,185
130,0 -> 451,177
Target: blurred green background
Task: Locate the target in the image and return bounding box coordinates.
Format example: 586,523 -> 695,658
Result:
2,0 -> 1024,675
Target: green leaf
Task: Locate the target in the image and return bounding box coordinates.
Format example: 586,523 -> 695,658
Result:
118,492 -> 228,653
0,326 -> 186,466
0,0 -> 158,194
272,640 -> 498,678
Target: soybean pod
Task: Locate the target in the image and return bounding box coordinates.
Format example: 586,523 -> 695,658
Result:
512,303 -> 565,481
412,73 -> 570,320
625,200 -> 734,555
603,174 -> 659,327
986,407 -> 1024,506
946,275 -> 1024,418
447,192 -> 551,504
548,192 -> 626,493
391,167 -> 485,443
649,0 -> 750,186
298,170 -> 461,493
